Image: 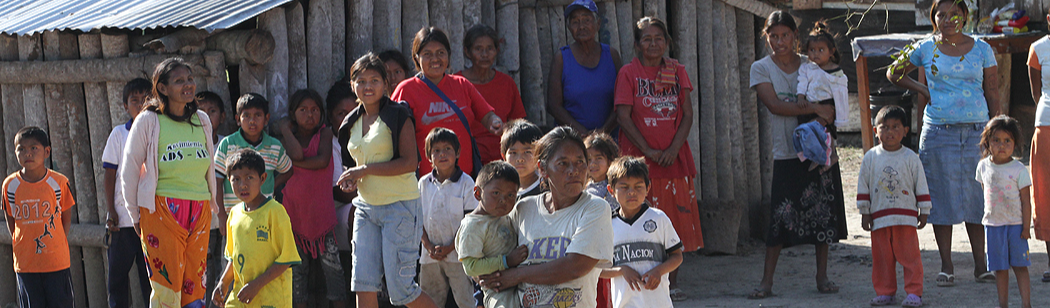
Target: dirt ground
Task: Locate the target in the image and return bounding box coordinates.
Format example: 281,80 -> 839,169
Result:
673,146 -> 1050,308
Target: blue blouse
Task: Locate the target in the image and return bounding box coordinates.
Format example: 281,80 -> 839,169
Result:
907,37 -> 997,125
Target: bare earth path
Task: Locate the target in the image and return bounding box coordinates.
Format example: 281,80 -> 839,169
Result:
673,146 -> 1050,308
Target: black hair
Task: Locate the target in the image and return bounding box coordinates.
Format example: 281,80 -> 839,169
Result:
146,57 -> 199,124
930,0 -> 968,32
226,149 -> 267,177
425,127 -> 461,156
763,11 -> 799,34
195,91 -> 225,113
464,24 -> 500,54
476,160 -> 521,189
287,88 -> 325,129
535,126 -> 589,170
411,27 -> 452,71
378,49 -> 413,75
607,156 -> 650,187
979,115 -> 1023,158
122,78 -> 152,106
803,21 -> 840,64
500,119 -> 544,154
235,93 -> 269,115
326,80 -> 356,120
350,52 -> 390,84
14,126 -> 50,147
584,132 -> 620,162
874,105 -> 908,127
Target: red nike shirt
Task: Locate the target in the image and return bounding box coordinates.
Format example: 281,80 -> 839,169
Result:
392,74 -> 494,175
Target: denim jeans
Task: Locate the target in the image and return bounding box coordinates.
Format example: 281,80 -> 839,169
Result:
350,198 -> 424,306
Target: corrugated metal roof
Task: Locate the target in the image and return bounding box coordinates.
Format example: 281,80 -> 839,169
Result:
0,0 -> 292,36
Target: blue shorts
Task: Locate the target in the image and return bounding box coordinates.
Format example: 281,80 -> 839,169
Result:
985,224 -> 1031,271
17,268 -> 74,308
350,197 -> 424,306
920,123 -> 985,225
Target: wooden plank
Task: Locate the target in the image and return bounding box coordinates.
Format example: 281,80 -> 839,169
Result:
548,7 -> 565,58
696,0 -> 717,201
373,0 -> 401,52
465,0 -> 483,28
331,0 -> 347,76
537,4 -> 554,100
260,7 -> 290,125
670,0 -> 701,211
286,2 -> 308,93
713,1 -> 736,201
19,34 -> 48,133
721,0 -> 777,17
616,0 -> 636,62
735,9 -> 760,239
307,0 -> 333,94
203,52 -> 233,132
77,34 -> 112,224
519,3 -> 547,126
100,33 -> 130,126
793,0 -> 822,10
995,53 -> 1011,116
632,0 -> 643,23
725,6 -> 746,251
857,56 -> 874,151
496,0 -> 520,82
597,1 -> 620,53
0,34 -> 22,175
449,0 -> 467,72
402,0 -> 429,55
482,0 -> 496,27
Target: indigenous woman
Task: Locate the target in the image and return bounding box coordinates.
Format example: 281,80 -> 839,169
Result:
547,0 -> 622,134
456,24 -> 527,163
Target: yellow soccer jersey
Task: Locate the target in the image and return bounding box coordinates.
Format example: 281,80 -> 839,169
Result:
225,198 -> 301,308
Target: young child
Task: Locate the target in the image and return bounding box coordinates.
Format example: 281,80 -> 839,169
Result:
278,89 -> 347,308
856,106 -> 929,307
212,149 -> 301,308
418,127 -> 478,308
600,156 -> 683,308
795,21 -> 848,169
456,161 -> 528,308
500,119 -> 545,199
101,77 -> 152,308
976,115 -> 1033,308
585,132 -> 621,212
197,91 -> 227,144
3,126 -> 76,307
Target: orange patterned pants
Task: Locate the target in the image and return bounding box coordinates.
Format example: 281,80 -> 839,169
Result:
139,196 -> 211,308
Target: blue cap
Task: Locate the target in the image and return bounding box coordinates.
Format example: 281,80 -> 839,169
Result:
564,0 -> 598,19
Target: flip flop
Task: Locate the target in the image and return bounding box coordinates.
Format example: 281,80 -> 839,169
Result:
901,294 -> 922,307
669,288 -> 688,301
976,272 -> 996,283
869,295 -> 894,306
747,288 -> 774,299
1042,270 -> 1050,283
935,272 -> 955,287
817,281 -> 839,294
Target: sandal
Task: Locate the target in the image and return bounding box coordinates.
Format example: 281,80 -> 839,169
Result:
1042,270 -> 1050,283
817,280 -> 839,294
901,294 -> 922,307
976,272 -> 996,283
869,295 -> 894,306
747,288 -> 774,299
669,288 -> 688,301
935,272 -> 955,287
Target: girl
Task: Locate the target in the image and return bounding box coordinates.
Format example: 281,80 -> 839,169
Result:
456,24 -> 528,163
326,80 -> 359,296
379,50 -> 412,95
975,115 -> 1032,308
120,58 -> 216,308
584,132 -> 620,212
278,89 -> 348,308
338,53 -> 440,308
795,21 -> 848,170
195,90 -> 228,308
1024,11 -> 1050,282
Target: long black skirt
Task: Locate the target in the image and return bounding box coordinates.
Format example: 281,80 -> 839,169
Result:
765,159 -> 848,248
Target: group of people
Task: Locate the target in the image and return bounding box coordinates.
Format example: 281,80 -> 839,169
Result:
1,0 -> 703,308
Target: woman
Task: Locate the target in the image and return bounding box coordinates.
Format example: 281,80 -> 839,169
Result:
479,126 -> 613,308
747,11 -> 846,299
379,50 -> 412,95
393,27 -> 503,175
613,16 -> 701,301
888,0 -> 999,287
1027,18 -> 1050,283
548,0 -> 622,134
121,58 -> 217,307
456,24 -> 527,163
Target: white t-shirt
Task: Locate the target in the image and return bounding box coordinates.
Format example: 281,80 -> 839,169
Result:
102,121 -> 133,228
511,192 -> 613,308
418,169 -> 477,264
796,61 -> 850,128
975,158 -> 1032,226
610,205 -> 681,308
750,55 -> 809,160
1027,36 -> 1050,126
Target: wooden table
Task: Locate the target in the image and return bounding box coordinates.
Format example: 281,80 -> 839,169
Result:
851,32 -> 1043,150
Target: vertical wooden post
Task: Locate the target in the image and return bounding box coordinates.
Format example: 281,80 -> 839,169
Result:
287,2 -> 309,93
496,0 -> 520,83
331,0 -> 347,77
857,55 -> 873,151
616,0 -> 636,62
1,34 -> 22,175
373,0 -> 402,52
402,0 -> 430,55
19,34 -> 47,132
204,52 -> 232,129
519,0 -> 547,126
735,9 -> 760,240
100,33 -> 131,126
632,0 -> 644,21
696,0 -> 717,201
465,0 -> 483,28
548,7 -> 565,60
307,0 -> 333,94
596,2 -> 620,54
348,0 -> 372,64
482,0 -> 496,27
536,3 -> 554,100
995,53 -> 1011,116
449,0 -> 467,72
260,7 -> 290,124
76,34 -> 113,223
239,60 -> 268,100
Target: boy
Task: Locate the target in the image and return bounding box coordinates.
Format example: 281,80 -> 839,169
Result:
196,90 -> 228,308
499,120 -> 545,198
4,126 -> 76,308
857,105 -> 929,307
600,156 -> 683,308
213,149 -> 300,307
455,161 -> 528,308
418,127 -> 477,308
102,78 -> 153,308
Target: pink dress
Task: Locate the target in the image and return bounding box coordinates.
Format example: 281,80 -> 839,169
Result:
281,130 -> 336,258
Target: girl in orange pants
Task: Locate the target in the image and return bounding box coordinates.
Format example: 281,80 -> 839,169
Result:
139,196 -> 212,308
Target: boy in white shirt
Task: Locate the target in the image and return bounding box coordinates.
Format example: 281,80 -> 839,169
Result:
600,156 -> 683,308
418,127 -> 477,308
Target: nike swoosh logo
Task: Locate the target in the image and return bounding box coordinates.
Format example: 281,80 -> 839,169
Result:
420,112 -> 455,125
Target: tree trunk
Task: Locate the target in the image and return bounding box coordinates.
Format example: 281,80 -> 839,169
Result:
143,28 -> 212,54
286,2 -> 308,93
260,7 -> 290,124
205,30 -> 275,66
307,0 -> 333,94
0,54 -> 207,84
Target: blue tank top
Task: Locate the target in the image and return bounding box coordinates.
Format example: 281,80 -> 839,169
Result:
560,44 -> 616,130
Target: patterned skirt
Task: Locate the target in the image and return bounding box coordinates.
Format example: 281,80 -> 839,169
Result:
766,159 -> 848,247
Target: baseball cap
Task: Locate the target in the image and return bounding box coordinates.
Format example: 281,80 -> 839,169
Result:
564,0 -> 598,19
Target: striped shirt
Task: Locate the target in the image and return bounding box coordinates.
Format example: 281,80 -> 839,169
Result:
214,130 -> 292,209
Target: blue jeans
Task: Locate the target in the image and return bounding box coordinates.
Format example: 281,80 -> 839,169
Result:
350,198 -> 424,306
107,227 -> 151,308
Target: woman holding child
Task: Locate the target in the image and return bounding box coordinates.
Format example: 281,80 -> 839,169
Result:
121,58 -> 217,307
747,11 -> 847,299
479,126 -> 613,308
887,0 -> 1000,287
613,16 -> 702,300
